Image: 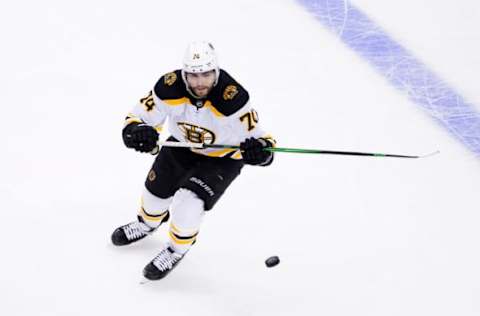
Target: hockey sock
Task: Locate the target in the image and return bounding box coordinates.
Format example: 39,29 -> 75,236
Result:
168,189 -> 205,254
139,188 -> 172,229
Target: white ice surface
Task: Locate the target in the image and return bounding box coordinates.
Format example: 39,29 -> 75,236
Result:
1,0 -> 479,315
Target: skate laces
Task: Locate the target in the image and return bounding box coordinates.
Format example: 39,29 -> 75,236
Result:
152,247 -> 182,271
123,221 -> 151,241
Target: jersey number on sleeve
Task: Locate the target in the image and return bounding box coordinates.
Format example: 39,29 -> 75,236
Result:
239,110 -> 259,131
140,90 -> 155,111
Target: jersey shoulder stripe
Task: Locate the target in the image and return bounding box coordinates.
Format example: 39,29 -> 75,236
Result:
208,69 -> 250,117
154,69 -> 187,101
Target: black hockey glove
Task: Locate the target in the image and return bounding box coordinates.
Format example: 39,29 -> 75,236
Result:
122,123 -> 159,153
240,137 -> 273,166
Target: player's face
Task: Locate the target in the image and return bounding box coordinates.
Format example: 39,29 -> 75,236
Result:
185,70 -> 216,98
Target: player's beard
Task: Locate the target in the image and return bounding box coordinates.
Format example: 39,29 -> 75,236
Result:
191,85 -> 211,98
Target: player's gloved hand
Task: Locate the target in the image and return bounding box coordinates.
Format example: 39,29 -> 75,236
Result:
122,123 -> 159,153
240,137 -> 273,165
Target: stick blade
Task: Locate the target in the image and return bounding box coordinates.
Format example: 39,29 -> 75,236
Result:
418,150 -> 441,158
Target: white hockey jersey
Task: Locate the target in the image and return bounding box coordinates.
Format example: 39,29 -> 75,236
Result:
125,69 -> 275,160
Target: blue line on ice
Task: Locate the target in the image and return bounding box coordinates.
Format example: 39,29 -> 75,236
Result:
297,0 -> 480,156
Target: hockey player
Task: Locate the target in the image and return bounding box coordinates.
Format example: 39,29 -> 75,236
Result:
111,41 -> 276,280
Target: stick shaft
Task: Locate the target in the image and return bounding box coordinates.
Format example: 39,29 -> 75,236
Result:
263,147 -> 419,158
158,141 -> 438,159
159,141 -> 204,149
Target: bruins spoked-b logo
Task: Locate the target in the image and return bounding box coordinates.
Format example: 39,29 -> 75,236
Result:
164,72 -> 177,86
223,85 -> 238,100
177,122 -> 216,144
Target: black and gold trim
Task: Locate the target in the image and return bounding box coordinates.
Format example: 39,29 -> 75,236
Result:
169,224 -> 198,245
139,207 -> 170,223
191,148 -> 239,158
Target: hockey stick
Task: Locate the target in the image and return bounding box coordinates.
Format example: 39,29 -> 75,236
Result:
156,141 -> 439,159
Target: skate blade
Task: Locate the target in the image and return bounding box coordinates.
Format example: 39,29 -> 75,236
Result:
139,277 -> 151,285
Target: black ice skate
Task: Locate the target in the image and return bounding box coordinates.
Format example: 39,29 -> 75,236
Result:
111,214 -> 168,246
143,246 -> 184,280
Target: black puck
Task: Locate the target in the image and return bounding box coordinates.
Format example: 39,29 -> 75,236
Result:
265,256 -> 280,267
